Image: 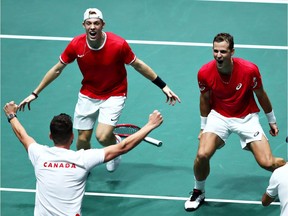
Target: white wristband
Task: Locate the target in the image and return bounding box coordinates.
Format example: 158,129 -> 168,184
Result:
266,110 -> 276,123
200,116 -> 207,129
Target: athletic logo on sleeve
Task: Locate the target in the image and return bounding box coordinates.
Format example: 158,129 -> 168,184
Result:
236,83 -> 242,90
252,77 -> 258,89
199,82 -> 206,92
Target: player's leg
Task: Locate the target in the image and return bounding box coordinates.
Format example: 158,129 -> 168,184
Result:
248,136 -> 285,172
97,96 -> 126,172
235,113 -> 285,172
73,93 -> 100,150
77,129 -> 93,150
96,123 -> 122,172
194,132 -> 224,180
185,110 -> 229,212
185,132 -> 224,212
96,96 -> 125,146
95,123 -> 116,146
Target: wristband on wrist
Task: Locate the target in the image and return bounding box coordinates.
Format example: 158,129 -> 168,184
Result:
32,92 -> 38,98
266,110 -> 276,123
152,76 -> 166,89
200,116 -> 207,129
7,113 -> 17,123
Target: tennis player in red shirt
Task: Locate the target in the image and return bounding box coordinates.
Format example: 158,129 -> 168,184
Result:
184,33 -> 285,211
18,8 -> 180,172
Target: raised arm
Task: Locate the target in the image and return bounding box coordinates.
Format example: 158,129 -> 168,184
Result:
103,110 -> 163,162
3,101 -> 35,152
18,61 -> 66,111
131,58 -> 181,105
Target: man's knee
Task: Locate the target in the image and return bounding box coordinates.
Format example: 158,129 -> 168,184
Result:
96,133 -> 108,144
271,157 -> 286,171
78,130 -> 92,141
77,139 -> 91,150
96,132 -> 115,146
195,151 -> 211,165
77,130 -> 92,150
259,157 -> 286,172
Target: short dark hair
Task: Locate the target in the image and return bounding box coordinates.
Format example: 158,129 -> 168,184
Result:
50,113 -> 73,145
213,33 -> 234,50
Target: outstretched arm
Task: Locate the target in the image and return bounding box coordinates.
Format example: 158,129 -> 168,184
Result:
131,58 -> 181,105
3,101 -> 35,152
18,61 -> 66,111
103,110 -> 163,162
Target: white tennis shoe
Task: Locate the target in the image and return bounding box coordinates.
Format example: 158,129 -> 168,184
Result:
106,135 -> 122,172
184,189 -> 205,211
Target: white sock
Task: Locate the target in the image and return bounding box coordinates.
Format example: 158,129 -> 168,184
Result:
194,176 -> 205,192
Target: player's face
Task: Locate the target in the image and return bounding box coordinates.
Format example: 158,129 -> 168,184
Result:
83,18 -> 105,41
213,41 -> 234,70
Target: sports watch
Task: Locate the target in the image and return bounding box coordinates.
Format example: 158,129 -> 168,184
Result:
7,113 -> 17,123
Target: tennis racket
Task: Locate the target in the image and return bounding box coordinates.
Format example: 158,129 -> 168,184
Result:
114,124 -> 163,147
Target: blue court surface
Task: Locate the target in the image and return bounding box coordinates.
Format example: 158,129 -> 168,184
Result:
1,0 -> 287,215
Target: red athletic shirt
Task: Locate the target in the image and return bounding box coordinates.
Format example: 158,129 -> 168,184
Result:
198,58 -> 262,118
60,32 -> 136,99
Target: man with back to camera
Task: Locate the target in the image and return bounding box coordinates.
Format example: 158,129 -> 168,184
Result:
18,8 -> 180,172
262,162 -> 288,216
4,100 -> 163,216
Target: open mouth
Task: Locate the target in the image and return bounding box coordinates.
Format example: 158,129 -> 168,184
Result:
89,31 -> 97,39
217,60 -> 223,64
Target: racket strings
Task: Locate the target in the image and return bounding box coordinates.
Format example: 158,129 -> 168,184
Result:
114,126 -> 139,135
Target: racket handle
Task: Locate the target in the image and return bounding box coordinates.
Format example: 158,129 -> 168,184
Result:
144,136 -> 163,147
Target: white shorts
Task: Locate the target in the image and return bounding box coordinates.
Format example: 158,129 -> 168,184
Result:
73,93 -> 126,130
203,110 -> 267,150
